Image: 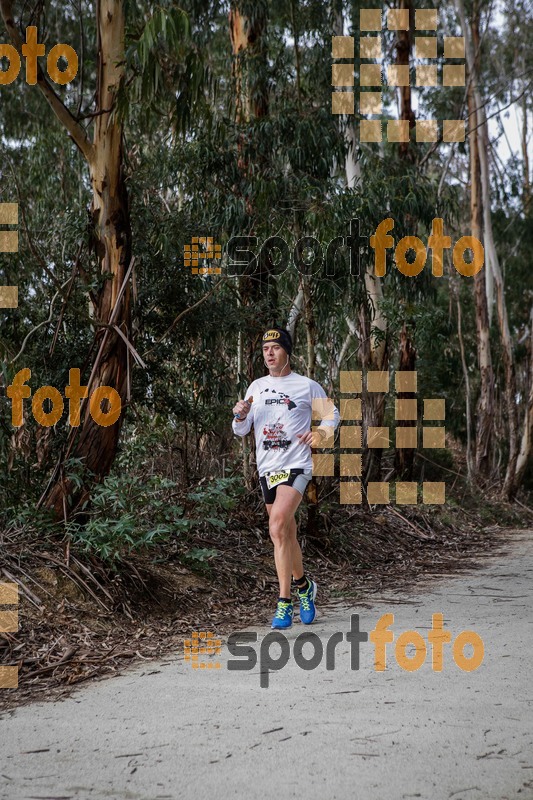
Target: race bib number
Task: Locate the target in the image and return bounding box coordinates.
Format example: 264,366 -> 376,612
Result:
266,470 -> 291,489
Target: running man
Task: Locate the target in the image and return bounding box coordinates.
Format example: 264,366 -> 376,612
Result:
232,327 -> 340,629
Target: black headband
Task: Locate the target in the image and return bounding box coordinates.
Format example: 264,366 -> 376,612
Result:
262,327 -> 292,356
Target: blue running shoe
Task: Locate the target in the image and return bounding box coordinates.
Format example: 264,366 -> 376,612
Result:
297,579 -> 317,624
271,600 -> 293,629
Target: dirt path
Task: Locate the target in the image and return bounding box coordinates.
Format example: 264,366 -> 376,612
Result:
1,529 -> 532,800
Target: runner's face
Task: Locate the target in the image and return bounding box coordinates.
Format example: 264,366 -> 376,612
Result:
263,343 -> 289,373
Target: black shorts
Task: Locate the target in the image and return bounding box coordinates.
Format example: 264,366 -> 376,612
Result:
259,468 -> 313,504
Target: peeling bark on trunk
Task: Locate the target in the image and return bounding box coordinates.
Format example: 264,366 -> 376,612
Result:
467,64 -> 494,479
522,92 -> 531,214
229,7 -> 248,125
230,2 -> 271,487
514,305 -> 533,490
301,276 -> 317,381
392,0 -> 417,475
229,3 -> 269,122
454,281 -> 474,480
361,274 -> 388,479
287,288 -> 304,341
458,0 -> 519,497
360,272 -> 388,486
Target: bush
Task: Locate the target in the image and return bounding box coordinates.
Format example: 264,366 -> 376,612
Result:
65,473 -> 244,565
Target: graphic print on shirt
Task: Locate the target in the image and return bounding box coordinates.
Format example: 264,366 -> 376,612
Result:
260,387 -> 297,451
262,420 -> 291,451
261,387 -> 297,411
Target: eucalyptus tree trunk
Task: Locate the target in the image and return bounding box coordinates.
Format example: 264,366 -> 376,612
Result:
300,275 -> 320,536
454,279 -> 474,481
229,2 -> 269,122
301,276 -> 317,381
360,273 -> 389,486
466,40 -> 494,479
359,239 -> 389,489
229,0 -> 273,384
395,0 -> 416,159
478,123 -> 518,497
1,0 -> 131,519
394,323 -> 416,479
330,0 -> 388,489
48,0 -> 131,517
513,305 -> 533,491
522,92 -> 531,213
458,0 -> 519,497
392,0 -> 416,477
236,289 -> 252,488
229,1 -> 272,492
331,0 -> 360,187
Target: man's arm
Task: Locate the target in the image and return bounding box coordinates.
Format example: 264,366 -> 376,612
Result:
297,380 -> 340,447
311,380 -> 340,444
232,385 -> 254,437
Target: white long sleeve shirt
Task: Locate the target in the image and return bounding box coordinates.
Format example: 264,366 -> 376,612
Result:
232,371 -> 340,477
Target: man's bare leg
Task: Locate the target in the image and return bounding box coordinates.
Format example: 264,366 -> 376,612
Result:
265,484 -> 304,598
266,507 -> 303,584
289,515 -> 304,580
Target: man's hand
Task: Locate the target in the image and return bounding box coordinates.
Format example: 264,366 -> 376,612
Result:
297,427 -> 331,447
233,396 -> 253,420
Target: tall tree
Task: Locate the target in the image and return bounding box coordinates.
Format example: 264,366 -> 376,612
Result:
395,0 -> 415,160
1,0 -> 131,517
458,0 -> 520,497
393,0 -> 417,478
464,0 -> 495,479
1,1 -> 198,518
229,0 -> 273,384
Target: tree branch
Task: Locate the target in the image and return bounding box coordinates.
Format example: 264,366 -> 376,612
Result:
141,277 -> 229,359
9,277 -> 73,364
0,0 -> 94,165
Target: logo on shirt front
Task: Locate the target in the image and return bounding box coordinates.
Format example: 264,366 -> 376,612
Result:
261,388 -> 297,410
